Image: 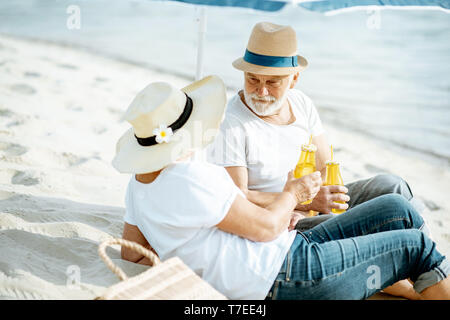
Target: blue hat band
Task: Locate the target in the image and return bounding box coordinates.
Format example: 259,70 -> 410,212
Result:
243,49 -> 298,68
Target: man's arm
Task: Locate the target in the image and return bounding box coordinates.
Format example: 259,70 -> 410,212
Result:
312,133 -> 331,178
225,166 -> 282,208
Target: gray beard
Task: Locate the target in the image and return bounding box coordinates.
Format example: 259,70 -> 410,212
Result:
243,89 -> 288,116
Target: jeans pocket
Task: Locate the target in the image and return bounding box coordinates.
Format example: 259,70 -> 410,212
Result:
297,230 -> 311,244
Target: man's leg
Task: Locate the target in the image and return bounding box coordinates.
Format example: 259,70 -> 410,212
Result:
295,173 -> 429,234
302,194 -> 426,243
299,194 -> 429,299
271,195 -> 449,299
273,229 -> 450,300
346,174 -> 413,209
345,174 -> 431,237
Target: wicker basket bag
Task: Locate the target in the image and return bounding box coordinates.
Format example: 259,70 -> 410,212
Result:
96,238 -> 227,300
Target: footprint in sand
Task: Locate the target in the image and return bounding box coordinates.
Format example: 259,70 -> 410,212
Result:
10,83 -> 36,95
11,170 -> 41,186
0,169 -> 38,186
58,63 -> 78,70
92,125 -> 107,135
66,103 -> 83,112
0,141 -> 28,157
423,199 -> 440,211
6,119 -> 26,128
434,220 -> 443,227
0,108 -> 13,117
107,107 -> 122,115
61,152 -> 88,167
443,234 -> 450,242
23,71 -> 41,78
94,77 -> 108,82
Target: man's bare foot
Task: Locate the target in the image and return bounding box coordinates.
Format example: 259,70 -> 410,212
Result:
382,279 -> 422,300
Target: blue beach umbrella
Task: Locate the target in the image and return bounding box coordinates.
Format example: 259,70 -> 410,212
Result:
159,1 -> 286,79
158,0 -> 450,79
295,0 -> 450,15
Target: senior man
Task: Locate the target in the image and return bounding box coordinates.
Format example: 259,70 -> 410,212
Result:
207,22 -> 426,232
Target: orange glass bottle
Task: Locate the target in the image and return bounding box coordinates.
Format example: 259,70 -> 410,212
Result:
323,160 -> 346,214
294,143 -> 317,205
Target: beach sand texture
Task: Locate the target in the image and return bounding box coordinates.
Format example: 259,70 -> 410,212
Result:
0,34 -> 448,300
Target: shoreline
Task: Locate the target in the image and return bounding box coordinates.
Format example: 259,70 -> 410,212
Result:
0,32 -> 196,84
1,32 -> 448,168
320,108 -> 450,169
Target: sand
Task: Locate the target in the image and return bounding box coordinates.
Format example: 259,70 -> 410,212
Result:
0,34 -> 448,300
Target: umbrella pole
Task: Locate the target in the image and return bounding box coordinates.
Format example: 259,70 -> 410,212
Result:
195,6 -> 207,80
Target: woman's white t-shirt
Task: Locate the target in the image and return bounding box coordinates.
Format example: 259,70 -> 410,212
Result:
124,160 -> 296,300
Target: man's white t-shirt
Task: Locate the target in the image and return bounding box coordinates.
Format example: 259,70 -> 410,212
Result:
124,160 -> 296,300
207,89 -> 325,193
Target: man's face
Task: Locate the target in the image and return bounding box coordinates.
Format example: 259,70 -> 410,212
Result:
243,72 -> 296,116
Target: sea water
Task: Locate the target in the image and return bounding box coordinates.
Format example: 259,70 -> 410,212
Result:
0,0 -> 449,164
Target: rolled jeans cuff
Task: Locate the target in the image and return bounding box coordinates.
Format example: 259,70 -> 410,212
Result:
413,258 -> 450,293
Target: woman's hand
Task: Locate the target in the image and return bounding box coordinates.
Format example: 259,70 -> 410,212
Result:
283,171 -> 322,205
288,211 -> 305,231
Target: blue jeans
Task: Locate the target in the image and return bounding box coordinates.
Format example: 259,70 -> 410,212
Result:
266,194 -> 450,300
296,174 -> 425,232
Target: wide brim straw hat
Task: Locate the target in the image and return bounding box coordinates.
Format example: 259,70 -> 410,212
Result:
112,75 -> 227,174
232,21 -> 308,75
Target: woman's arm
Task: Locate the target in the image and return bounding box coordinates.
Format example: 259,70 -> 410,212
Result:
121,222 -> 157,266
217,171 -> 321,242
225,147 -> 348,214
224,134 -> 330,207
121,171 -> 320,264
217,192 -> 296,242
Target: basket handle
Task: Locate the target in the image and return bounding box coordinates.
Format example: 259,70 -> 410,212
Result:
98,238 -> 161,281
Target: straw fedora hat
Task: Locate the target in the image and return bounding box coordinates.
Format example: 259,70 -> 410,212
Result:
232,22 -> 308,75
112,75 -> 227,174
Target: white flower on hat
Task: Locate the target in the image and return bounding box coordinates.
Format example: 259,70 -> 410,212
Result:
153,124 -> 173,144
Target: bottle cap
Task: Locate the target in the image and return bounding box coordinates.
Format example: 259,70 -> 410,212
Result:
325,160 -> 340,165
301,144 -> 317,152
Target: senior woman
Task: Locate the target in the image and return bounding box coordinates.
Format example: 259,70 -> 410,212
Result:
112,76 -> 450,300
